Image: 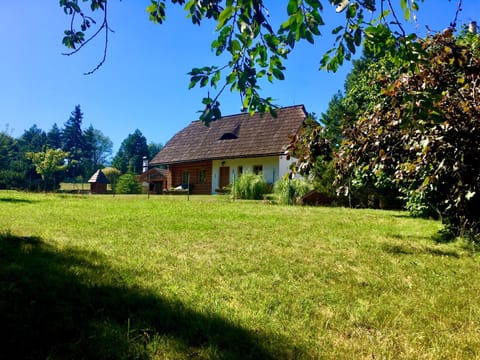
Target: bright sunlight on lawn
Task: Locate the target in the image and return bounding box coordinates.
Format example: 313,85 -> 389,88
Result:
1,191 -> 479,359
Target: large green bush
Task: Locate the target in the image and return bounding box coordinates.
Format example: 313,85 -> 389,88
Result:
232,173 -> 268,200
115,173 -> 142,194
274,177 -> 313,205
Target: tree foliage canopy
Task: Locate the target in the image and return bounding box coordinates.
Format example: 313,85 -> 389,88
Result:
289,28 -> 480,241
26,149 -> 70,191
59,0 -> 446,123
337,30 -> 480,240
0,105 -> 115,190
111,129 -> 149,174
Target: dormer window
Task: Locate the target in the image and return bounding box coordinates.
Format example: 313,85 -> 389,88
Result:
219,132 -> 238,140
219,123 -> 241,140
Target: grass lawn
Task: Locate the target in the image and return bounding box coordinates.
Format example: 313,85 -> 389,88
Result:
0,191 -> 478,359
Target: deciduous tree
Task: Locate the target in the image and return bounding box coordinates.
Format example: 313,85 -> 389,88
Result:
26,149 -> 70,191
83,125 -> 113,175
336,30 -> 480,240
102,166 -> 121,192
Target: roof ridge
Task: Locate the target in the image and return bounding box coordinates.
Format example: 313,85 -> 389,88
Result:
189,104 -> 306,123
150,104 -> 307,165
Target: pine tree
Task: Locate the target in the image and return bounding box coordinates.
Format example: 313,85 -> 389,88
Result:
62,105 -> 86,178
46,123 -> 63,149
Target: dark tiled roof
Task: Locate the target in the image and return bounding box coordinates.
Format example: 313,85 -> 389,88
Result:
88,169 -> 109,183
151,105 -> 307,165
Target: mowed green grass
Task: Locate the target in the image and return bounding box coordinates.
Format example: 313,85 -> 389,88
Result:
1,191 -> 479,359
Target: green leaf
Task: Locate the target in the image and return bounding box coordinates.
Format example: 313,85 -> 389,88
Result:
146,4 -> 157,13
202,97 -> 212,105
230,39 -> 241,52
280,17 -> 292,31
344,34 -> 356,54
305,0 -> 322,9
346,3 -> 357,19
188,75 -> 201,89
210,71 -> 221,88
354,28 -> 362,46
287,0 -> 299,16
272,68 -> 285,80
216,6 -> 233,30
226,72 -> 236,85
184,0 -> 195,12
305,30 -> 314,44
332,26 -> 343,35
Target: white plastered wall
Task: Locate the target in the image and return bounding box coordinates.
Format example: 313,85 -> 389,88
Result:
211,156 -> 286,194
279,155 -> 297,179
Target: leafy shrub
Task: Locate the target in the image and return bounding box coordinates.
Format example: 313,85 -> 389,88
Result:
404,190 -> 439,219
232,173 -> 268,200
115,173 -> 142,194
274,177 -> 313,205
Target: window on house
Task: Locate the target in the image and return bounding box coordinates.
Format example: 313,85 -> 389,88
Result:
219,132 -> 238,140
237,166 -> 243,176
218,124 -> 241,140
198,169 -> 206,183
253,165 -> 263,175
182,171 -> 190,185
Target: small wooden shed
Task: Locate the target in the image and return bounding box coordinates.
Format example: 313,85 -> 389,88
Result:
138,167 -> 168,194
88,169 -> 109,194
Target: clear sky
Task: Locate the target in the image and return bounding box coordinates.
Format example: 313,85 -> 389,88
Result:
1,1 -> 478,155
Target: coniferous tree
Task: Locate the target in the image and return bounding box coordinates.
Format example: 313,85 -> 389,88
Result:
112,129 -> 149,174
148,142 -> 163,161
46,123 -> 63,149
18,125 -> 47,153
319,92 -> 345,150
62,105 -> 86,179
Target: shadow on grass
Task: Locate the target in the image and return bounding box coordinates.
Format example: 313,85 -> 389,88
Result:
0,232 -> 297,359
382,243 -> 460,258
0,197 -> 36,204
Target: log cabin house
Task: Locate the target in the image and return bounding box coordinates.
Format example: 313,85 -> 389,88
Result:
149,105 -> 307,195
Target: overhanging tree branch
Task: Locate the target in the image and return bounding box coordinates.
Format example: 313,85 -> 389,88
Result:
59,0 -> 469,120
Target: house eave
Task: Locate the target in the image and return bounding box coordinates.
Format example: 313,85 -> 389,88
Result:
150,152 -> 286,166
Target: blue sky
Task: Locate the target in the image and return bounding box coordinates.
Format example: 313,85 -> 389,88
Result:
1,1 -> 478,155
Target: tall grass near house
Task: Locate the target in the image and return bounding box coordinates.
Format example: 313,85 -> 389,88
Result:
232,173 -> 268,200
274,176 -> 314,204
0,191 -> 479,359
